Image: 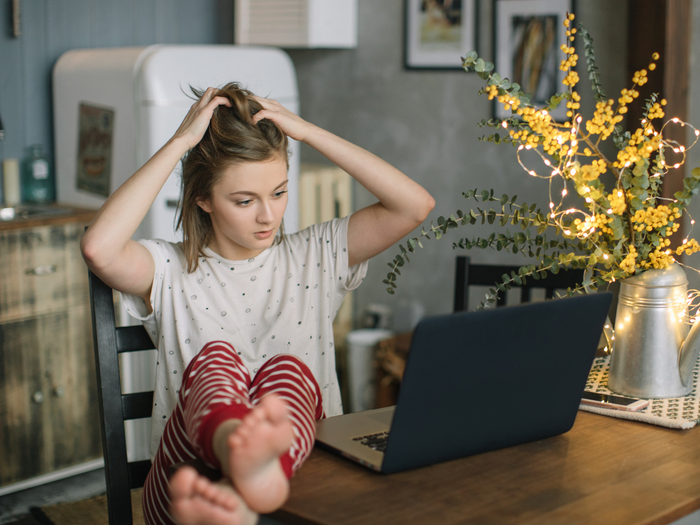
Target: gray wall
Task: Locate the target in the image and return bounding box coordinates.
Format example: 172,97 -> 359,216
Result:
2,0 -> 699,322
0,0 -> 232,171
288,0 -> 632,320
685,0 -> 700,294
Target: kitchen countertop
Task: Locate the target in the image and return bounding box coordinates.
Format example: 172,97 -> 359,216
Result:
0,204 -> 97,231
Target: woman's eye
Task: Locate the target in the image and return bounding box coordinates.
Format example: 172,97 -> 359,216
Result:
274,190 -> 288,198
237,200 -> 252,206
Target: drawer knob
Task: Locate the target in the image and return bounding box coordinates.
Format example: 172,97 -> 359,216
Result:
25,265 -> 57,276
53,386 -> 65,398
32,391 -> 45,404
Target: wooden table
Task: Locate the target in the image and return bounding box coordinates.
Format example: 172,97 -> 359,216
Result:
270,412 -> 700,525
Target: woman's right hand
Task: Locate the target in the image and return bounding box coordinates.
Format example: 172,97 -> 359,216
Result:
172,87 -> 232,150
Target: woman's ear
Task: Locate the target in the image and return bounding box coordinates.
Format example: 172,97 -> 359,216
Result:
196,198 -> 212,213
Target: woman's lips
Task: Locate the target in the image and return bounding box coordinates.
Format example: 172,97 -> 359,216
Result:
254,229 -> 274,240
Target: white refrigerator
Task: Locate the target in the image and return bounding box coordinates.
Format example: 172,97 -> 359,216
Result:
53,45 -> 300,460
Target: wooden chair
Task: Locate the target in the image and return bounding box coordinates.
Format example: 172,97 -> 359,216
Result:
453,255 -> 585,311
88,269 -> 154,524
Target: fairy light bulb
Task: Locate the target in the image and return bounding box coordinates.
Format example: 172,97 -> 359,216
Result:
562,189 -> 568,196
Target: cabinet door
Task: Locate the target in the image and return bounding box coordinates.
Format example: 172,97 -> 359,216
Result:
0,305 -> 102,486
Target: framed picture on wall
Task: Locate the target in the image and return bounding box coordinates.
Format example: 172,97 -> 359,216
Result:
404,0 -> 478,70
494,0 -> 574,119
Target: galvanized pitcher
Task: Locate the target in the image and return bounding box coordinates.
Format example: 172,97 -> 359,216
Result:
607,263 -> 700,398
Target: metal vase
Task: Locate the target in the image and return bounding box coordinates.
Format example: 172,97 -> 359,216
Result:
608,263 -> 692,398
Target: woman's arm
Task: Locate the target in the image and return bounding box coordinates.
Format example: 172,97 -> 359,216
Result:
252,98 -> 435,267
81,88 -> 231,301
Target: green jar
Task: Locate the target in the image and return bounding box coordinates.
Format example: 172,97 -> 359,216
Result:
21,144 -> 55,203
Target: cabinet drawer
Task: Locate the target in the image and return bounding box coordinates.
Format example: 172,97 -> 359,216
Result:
0,223 -> 89,323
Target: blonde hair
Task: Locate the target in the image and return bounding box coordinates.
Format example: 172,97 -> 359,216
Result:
175,82 -> 289,272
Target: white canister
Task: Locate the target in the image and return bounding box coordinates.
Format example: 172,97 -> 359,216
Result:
3,159 -> 20,205
345,329 -> 393,413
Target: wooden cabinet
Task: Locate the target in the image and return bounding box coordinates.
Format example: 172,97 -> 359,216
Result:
0,209 -> 102,488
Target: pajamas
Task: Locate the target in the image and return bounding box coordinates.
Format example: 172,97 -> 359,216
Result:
142,341 -> 325,525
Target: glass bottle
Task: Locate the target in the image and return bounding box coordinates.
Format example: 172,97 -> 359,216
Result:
21,144 -> 55,203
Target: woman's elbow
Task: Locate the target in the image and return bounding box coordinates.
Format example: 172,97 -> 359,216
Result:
414,192 -> 436,224
80,232 -> 105,272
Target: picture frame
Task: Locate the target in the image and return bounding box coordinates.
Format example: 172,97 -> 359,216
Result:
494,0 -> 574,120
404,0 -> 478,70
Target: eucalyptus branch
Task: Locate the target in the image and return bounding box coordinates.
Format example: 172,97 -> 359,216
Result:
577,23 -> 606,103
383,189 -> 585,294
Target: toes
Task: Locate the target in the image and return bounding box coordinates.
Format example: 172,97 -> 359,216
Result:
170,466 -> 199,500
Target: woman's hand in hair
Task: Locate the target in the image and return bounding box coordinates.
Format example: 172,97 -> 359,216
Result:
251,96 -> 313,142
173,87 -> 232,150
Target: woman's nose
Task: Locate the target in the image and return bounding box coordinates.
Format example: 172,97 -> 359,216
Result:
257,201 -> 274,223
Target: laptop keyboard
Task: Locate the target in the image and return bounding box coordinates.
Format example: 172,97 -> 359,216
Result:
353,431 -> 389,452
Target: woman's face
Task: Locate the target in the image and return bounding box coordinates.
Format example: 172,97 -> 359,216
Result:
197,156 -> 289,261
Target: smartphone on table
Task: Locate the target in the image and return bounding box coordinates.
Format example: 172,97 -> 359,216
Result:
580,390 -> 649,412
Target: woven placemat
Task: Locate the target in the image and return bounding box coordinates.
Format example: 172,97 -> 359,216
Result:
30,488 -> 144,525
579,355 -> 700,429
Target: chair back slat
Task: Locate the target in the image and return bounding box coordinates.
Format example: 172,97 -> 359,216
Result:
116,325 -> 155,353
128,460 -> 153,490
89,269 -> 155,525
123,391 -> 155,420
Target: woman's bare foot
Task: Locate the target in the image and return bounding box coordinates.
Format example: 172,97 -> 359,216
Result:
214,394 -> 294,514
169,466 -> 258,525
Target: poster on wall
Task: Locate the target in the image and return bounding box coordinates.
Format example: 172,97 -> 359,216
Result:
76,103 -> 114,198
404,0 -> 478,69
494,0 -> 573,120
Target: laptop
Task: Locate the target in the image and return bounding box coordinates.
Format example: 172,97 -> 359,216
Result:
316,292 -> 613,474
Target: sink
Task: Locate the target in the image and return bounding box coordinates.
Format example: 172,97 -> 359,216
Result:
0,205 -> 73,221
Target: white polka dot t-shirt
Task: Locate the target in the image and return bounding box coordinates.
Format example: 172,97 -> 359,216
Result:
121,216 -> 368,459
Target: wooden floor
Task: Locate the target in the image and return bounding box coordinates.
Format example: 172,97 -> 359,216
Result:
0,469 -> 105,525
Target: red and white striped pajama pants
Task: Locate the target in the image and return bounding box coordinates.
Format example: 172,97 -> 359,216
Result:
142,341 -> 325,525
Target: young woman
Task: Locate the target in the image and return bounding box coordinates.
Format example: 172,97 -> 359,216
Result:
81,83 -> 434,525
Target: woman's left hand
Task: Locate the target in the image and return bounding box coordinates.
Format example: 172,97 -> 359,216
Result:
252,96 -> 313,142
